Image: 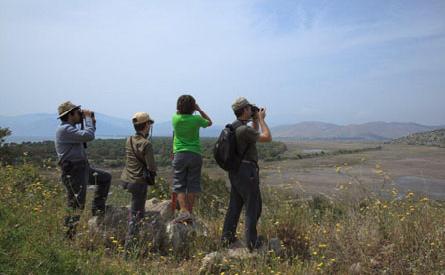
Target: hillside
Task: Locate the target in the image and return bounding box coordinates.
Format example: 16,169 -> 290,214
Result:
272,121 -> 442,140
391,128 -> 445,147
0,113 -> 220,141
1,113 -> 443,142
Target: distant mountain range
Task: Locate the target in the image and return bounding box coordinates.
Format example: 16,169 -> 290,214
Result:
271,121 -> 445,140
1,113 -> 443,142
0,113 -> 220,142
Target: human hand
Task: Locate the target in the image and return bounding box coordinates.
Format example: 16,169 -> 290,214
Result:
194,103 -> 202,112
82,109 -> 93,118
258,108 -> 266,120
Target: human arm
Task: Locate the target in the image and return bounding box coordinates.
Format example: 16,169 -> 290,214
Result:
58,118 -> 95,143
143,142 -> 157,173
195,104 -> 213,127
257,108 -> 272,142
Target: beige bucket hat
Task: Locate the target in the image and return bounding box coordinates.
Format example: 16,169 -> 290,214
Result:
58,101 -> 80,118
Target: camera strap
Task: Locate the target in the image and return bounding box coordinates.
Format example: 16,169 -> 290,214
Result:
80,119 -> 87,149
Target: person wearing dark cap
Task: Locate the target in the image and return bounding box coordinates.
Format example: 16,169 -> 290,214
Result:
55,101 -> 111,239
121,112 -> 157,255
221,97 -> 272,251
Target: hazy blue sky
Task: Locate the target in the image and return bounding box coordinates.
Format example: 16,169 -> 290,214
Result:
1,0 -> 444,125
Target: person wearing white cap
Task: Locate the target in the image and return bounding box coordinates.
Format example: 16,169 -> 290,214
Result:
121,112 -> 157,256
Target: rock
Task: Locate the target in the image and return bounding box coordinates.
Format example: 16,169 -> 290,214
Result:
166,222 -> 193,255
199,237 -> 283,274
227,247 -> 257,258
349,262 -> 362,274
88,205 -> 129,241
191,218 -> 209,237
144,198 -> 174,221
199,252 -> 225,274
166,218 -> 209,256
267,237 -> 283,256
199,248 -> 258,275
88,199 -> 173,252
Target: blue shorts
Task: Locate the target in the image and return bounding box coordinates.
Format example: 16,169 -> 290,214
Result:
172,152 -> 203,193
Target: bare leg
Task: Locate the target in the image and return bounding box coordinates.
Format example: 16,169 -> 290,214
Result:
177,192 -> 188,212
186,192 -> 198,213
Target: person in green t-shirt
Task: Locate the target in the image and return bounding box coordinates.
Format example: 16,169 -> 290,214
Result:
172,95 -> 212,223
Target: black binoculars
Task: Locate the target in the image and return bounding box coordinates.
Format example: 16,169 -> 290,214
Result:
251,106 -> 264,118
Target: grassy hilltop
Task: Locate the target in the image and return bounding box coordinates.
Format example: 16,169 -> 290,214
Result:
1,162 -> 444,274
1,128 -> 444,274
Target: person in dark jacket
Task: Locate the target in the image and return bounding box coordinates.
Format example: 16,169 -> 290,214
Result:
55,101 -> 111,239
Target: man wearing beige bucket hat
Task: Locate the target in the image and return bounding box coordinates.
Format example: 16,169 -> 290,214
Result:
55,101 -> 111,239
121,112 -> 157,255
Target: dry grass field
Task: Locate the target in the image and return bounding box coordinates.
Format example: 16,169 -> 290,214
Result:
3,141 -> 444,274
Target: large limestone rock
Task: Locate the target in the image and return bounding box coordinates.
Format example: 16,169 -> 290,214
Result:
144,198 -> 174,221
88,198 -> 209,256
88,198 -> 174,252
199,248 -> 258,274
166,218 -> 210,256
198,238 -> 283,274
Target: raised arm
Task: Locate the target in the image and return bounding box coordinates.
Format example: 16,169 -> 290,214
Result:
58,117 -> 95,143
257,108 -> 272,143
195,104 -> 213,127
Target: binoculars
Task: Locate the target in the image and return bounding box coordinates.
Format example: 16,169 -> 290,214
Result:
79,110 -> 95,119
251,106 -> 264,118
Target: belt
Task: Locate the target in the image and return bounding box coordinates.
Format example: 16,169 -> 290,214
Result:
59,159 -> 88,166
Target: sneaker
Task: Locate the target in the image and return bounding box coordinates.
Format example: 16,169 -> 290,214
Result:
172,210 -> 192,224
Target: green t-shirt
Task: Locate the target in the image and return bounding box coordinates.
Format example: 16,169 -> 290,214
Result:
172,114 -> 210,154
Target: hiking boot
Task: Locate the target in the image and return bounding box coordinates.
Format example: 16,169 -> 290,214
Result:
248,235 -> 266,252
221,236 -> 239,248
92,207 -> 106,217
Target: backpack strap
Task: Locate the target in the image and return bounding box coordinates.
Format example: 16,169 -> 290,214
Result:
231,120 -> 252,161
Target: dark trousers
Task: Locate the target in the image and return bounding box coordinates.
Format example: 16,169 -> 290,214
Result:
61,161 -> 111,215
124,182 -> 148,251
222,162 -> 262,250
60,161 -> 111,238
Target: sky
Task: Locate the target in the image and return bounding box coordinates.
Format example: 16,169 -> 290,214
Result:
1,0 -> 445,126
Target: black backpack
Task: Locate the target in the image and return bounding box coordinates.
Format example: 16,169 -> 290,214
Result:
213,120 -> 248,171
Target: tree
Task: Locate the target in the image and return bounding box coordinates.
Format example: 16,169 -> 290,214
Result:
0,127 -> 11,146
0,127 -> 12,163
